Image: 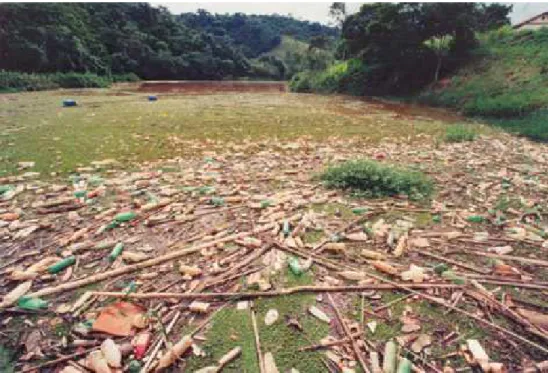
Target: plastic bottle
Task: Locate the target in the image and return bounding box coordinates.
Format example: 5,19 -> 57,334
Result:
352,207 -> 368,215
48,256 -> 76,274
441,270 -> 466,285
396,358 -> 412,373
18,296 -> 48,310
211,197 -> 225,207
128,360 -> 142,373
466,215 -> 485,223
433,263 -> 449,275
114,211 -> 137,223
282,221 -> 290,237
260,200 -> 271,209
132,332 -> 152,360
288,257 -> 302,276
109,242 -> 124,262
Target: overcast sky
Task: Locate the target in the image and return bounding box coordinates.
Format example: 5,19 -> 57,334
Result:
159,2 -> 548,25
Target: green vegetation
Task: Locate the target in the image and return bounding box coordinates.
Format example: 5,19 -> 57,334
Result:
291,3 -> 511,95
321,160 -> 434,200
0,3 -> 337,82
290,59 -> 370,95
185,271 -> 328,372
254,36 -> 334,80
419,27 -> 548,141
0,90 -> 470,176
184,307 -> 259,372
0,71 -> 129,91
179,11 -> 338,59
0,346 -> 14,373
444,124 -> 477,143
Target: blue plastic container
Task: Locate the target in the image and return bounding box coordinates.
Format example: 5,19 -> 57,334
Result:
63,99 -> 77,107
148,96 -> 158,101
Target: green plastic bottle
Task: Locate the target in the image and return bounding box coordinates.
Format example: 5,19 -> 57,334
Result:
128,360 -> 142,373
352,207 -> 368,215
260,200 -> 271,209
288,257 -> 302,276
396,358 -> 412,373
466,215 -> 485,223
109,242 -> 124,262
282,221 -> 290,237
211,196 -> 225,207
106,220 -> 120,230
433,263 -> 449,275
74,190 -> 87,198
441,270 -> 466,285
18,296 -> 48,310
115,211 -> 137,222
48,256 -> 76,274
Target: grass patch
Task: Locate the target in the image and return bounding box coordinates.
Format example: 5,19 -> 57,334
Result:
0,346 -> 15,373
321,160 -> 433,200
418,27 -> 548,141
185,270 -> 329,372
444,124 -> 477,143
0,90 -> 464,176
254,271 -> 329,372
184,306 -> 259,372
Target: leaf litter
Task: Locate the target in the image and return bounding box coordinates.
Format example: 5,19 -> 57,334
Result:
0,133 -> 548,372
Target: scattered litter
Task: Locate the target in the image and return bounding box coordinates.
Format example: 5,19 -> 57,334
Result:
308,305 -> 331,323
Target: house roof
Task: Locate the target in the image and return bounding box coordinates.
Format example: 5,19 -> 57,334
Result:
513,11 -> 548,29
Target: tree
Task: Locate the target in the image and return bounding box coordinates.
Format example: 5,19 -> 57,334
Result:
329,3 -> 346,27
424,35 -> 452,82
337,2 -> 510,92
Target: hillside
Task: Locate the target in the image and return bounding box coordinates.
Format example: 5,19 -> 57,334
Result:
0,3 -> 337,82
179,11 -> 338,58
419,27 -> 548,140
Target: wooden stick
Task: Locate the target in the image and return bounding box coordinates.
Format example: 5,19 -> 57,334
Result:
359,271 -> 548,356
312,214 -> 375,254
464,251 -> 548,267
250,303 -> 265,373
90,283 -> 461,300
20,347 -> 97,373
327,293 -> 371,373
373,294 -> 413,313
24,224 -> 276,299
203,245 -> 272,288
415,250 -> 488,274
299,332 -> 361,352
142,310 -> 181,373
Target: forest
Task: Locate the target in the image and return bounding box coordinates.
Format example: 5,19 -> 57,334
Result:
0,3 -> 337,83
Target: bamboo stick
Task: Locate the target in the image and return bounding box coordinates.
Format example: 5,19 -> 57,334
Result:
327,293 -> 371,373
24,224 -> 276,300
89,283 -> 462,300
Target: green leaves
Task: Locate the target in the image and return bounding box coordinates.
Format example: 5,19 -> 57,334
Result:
320,160 -> 433,200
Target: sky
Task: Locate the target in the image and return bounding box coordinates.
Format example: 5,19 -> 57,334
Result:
159,2 -> 548,26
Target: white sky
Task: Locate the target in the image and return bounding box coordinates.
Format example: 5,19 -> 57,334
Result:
158,2 -> 548,26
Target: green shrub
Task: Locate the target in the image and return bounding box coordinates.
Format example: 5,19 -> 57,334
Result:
0,70 -> 113,92
290,59 -> 372,96
52,72 -> 110,88
0,70 -> 59,91
321,160 -> 433,200
111,73 -> 141,82
444,125 -> 477,142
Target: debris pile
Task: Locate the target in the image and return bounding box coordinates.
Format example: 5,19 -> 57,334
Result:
1,135 -> 548,372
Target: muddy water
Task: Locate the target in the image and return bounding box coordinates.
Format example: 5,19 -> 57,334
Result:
128,80 -> 463,123
137,80 -> 288,94
332,95 -> 466,123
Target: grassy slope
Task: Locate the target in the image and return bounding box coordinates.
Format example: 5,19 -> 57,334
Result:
418,27 -> 548,140
263,35 -> 310,59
